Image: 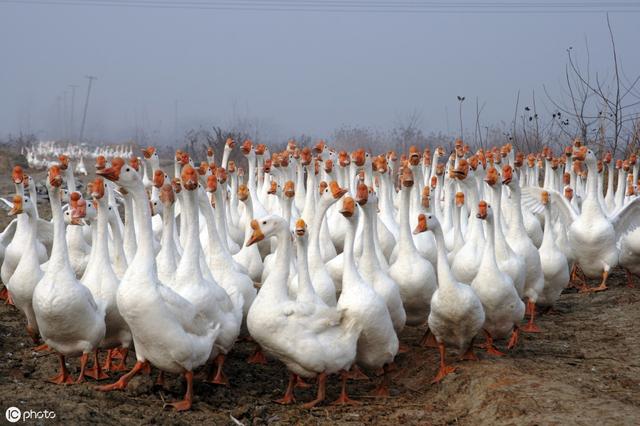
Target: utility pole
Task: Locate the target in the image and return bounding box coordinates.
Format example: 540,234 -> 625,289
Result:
79,75 -> 97,142
68,84 -> 78,142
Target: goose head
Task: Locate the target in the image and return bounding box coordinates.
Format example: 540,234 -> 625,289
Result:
484,166 -> 499,187
339,195 -> 358,221
295,218 -> 307,239
225,138 -> 235,151
241,140 -> 253,156
12,165 -> 24,185
181,164 -> 199,191
267,181 -> 279,196
90,176 -> 106,202
68,192 -> 87,226
153,169 -> 165,188
501,164 -> 517,188
95,155 -> 106,170
564,186 -> 574,202
455,191 -> 465,209
158,183 -> 175,211
319,181 -> 347,205
47,165 -> 63,189
142,146 -> 157,161
238,184 -> 250,202
573,146 -> 597,166
58,154 -> 69,170
7,194 -> 24,216
96,157 -> 131,185
246,215 -> 284,246
283,181 -> 295,199
476,200 -> 493,223
413,212 -> 440,234
422,186 -> 431,209
541,190 -> 550,208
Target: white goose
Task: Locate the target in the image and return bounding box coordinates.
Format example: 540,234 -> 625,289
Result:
5,194 -> 44,345
471,201 -> 525,355
32,165 -> 106,384
388,167 -> 436,327
414,212 -> 485,382
536,191 -> 570,309
336,195 -> 398,396
96,159 -> 220,411
82,177 -> 132,375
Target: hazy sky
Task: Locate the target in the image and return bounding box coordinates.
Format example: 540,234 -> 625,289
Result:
1,1 -> 639,144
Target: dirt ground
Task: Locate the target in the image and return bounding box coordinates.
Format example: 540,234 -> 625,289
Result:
1,151 -> 639,425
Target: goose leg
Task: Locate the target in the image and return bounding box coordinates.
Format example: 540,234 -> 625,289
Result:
482,330 -> 505,356
507,325 -> 520,350
206,354 -> 229,386
102,349 -> 114,372
294,374 -> 312,389
111,348 -> 129,372
432,341 -> 457,383
155,371 -> 166,388
95,360 -> 149,392
420,328 -> 438,348
372,364 -> 392,397
33,343 -> 50,352
274,372 -> 297,405
332,370 -> 360,405
522,299 -> 542,333
47,354 -> 74,385
164,371 -> 193,412
76,353 -> 91,383
84,350 -> 109,380
247,344 -> 268,365
583,267 -> 609,293
303,373 -> 327,408
0,286 -> 8,301
26,325 -> 40,344
347,364 -> 369,381
460,343 -> 479,361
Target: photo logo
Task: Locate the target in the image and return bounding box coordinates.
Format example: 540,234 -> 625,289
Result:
5,407 -> 21,423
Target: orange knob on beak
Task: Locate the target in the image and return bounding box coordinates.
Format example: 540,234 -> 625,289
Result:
339,196 -> 355,217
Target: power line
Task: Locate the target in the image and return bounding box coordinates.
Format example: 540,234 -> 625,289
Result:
1,0 -> 640,13
79,75 -> 97,143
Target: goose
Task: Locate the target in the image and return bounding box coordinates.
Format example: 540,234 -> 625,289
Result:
200,175 -> 256,325
95,158 -> 220,411
32,165 -> 106,384
153,179 -> 181,286
1,166 -> 48,287
536,191 -> 570,309
501,165 -> 545,333
233,184 -> 264,283
414,212 -> 485,383
336,195 -> 399,396
471,201 -> 525,355
523,146 -> 640,292
289,181 -> 344,305
175,165 -> 242,385
484,166 -> 526,297
450,161 -> 486,284
355,183 -> 406,335
388,167 -> 436,327
66,192 -> 91,278
5,194 -> 45,345
82,177 -> 132,375
246,217 -> 360,407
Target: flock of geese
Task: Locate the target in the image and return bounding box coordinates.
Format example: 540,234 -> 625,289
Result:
1,138 -> 639,411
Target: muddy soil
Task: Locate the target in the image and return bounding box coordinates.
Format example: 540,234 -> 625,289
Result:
1,152 -> 639,425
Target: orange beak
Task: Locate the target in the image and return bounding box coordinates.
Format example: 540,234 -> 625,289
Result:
97,166 -> 120,182
413,214 -> 427,234
340,196 -> 355,217
246,219 -> 265,246
477,201 -> 489,219
8,194 -> 23,216
295,218 -> 306,236
329,181 -> 347,199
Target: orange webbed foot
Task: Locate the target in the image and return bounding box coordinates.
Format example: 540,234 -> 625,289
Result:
247,347 -> 268,365
432,365 -> 457,384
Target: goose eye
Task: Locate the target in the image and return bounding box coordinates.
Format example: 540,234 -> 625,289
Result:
126,167 -> 130,172
262,221 -> 267,225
